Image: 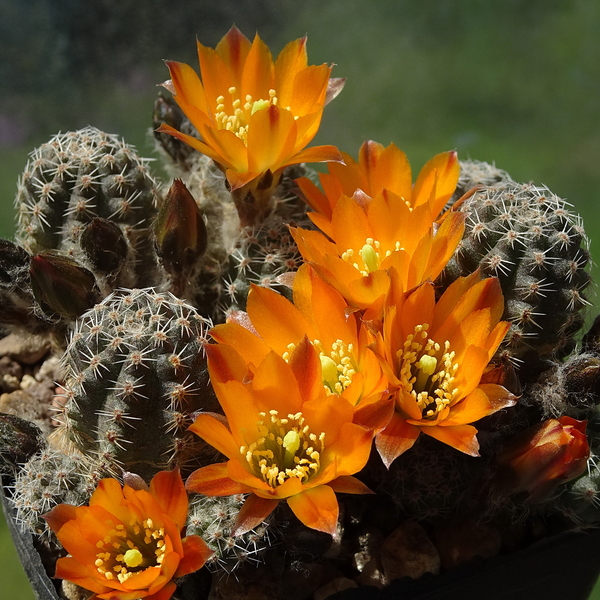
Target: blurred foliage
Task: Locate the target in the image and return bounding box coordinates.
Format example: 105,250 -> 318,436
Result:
1,0 -> 600,595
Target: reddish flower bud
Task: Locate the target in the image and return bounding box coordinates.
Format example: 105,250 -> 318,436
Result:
154,179 -> 207,277
30,252 -> 99,319
498,416 -> 589,502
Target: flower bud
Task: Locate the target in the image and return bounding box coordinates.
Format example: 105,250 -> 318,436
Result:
80,218 -> 128,275
30,252 -> 99,319
497,416 -> 589,502
154,179 -> 207,276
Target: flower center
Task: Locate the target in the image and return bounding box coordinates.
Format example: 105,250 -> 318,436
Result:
282,339 -> 356,395
94,518 -> 166,583
214,86 -> 278,144
341,238 -> 402,276
241,410 -> 325,488
397,324 -> 460,419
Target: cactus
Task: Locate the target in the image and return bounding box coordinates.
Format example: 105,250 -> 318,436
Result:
441,178 -> 591,370
11,448 -> 95,537
14,127 -> 164,295
450,159 -> 513,206
186,493 -> 274,574
53,288 -> 218,481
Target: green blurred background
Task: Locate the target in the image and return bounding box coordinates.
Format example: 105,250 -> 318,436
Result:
2,0 -> 600,598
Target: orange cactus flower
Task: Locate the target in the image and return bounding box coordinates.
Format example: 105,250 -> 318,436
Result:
157,26 -> 343,224
210,264 -> 390,429
373,271 -> 517,466
186,342 -> 374,537
497,416 -> 589,502
44,470 -> 212,600
296,142 -> 459,237
290,189 -> 465,311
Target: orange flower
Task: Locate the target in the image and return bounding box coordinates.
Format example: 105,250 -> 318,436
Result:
296,142 -> 459,236
497,416 -> 589,502
186,342 -> 374,536
373,271 -> 516,466
291,189 -> 465,310
210,264 -> 390,429
44,470 -> 212,600
157,26 -> 343,224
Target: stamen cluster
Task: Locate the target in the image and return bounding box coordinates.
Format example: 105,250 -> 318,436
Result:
241,410 -> 324,488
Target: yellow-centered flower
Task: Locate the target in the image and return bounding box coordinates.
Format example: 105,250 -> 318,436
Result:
44,470 -> 212,600
186,342 -> 374,536
373,271 -> 517,466
210,264 -> 390,428
157,27 -> 343,224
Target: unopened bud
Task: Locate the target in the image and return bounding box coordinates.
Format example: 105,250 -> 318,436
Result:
30,252 -> 99,318
497,416 -> 589,503
154,179 -> 207,276
80,218 -> 128,274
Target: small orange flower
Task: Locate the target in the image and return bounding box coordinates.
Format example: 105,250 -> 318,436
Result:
157,26 -> 342,224
186,342 -> 374,536
497,416 -> 589,502
210,264 -> 390,428
296,141 -> 459,237
373,271 -> 516,466
44,470 -> 212,600
291,189 -> 465,311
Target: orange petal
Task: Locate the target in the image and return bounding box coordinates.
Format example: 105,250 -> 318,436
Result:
323,421 -> 374,477
375,413 -> 420,468
353,392 -> 395,433
43,503 -> 77,534
145,582 -> 178,600
189,413 -> 245,458
246,284 -> 312,353
186,463 -> 251,496
370,142 -> 412,200
241,33 -> 274,101
246,105 -> 296,173
232,494 -> 279,536
297,176 -> 331,217
274,37 -> 308,107
164,60 -> 209,115
422,424 -> 480,456
288,144 -> 344,166
412,150 -> 459,215
289,336 -> 324,402
205,343 -> 249,384
214,26 -> 252,85
89,478 -> 129,522
251,351 -> 303,415
54,557 -> 111,594
149,469 -> 188,530
288,64 -> 331,116
155,123 -> 222,164
175,536 -> 214,577
328,475 -> 374,495
287,485 -> 339,535
209,322 -> 270,366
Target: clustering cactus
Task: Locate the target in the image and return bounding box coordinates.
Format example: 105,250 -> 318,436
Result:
15,127 -> 163,295
441,179 -> 591,370
186,493 -> 274,574
11,448 -> 95,537
54,288 -> 217,481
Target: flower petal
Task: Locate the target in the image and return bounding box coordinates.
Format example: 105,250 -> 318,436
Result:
186,462 -> 251,496
287,485 -> 339,535
422,424 -> 480,456
175,536 -> 214,577
149,469 -> 188,530
188,412 -> 239,460
375,413 -> 420,468
232,494 -> 279,536
328,475 -> 374,495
